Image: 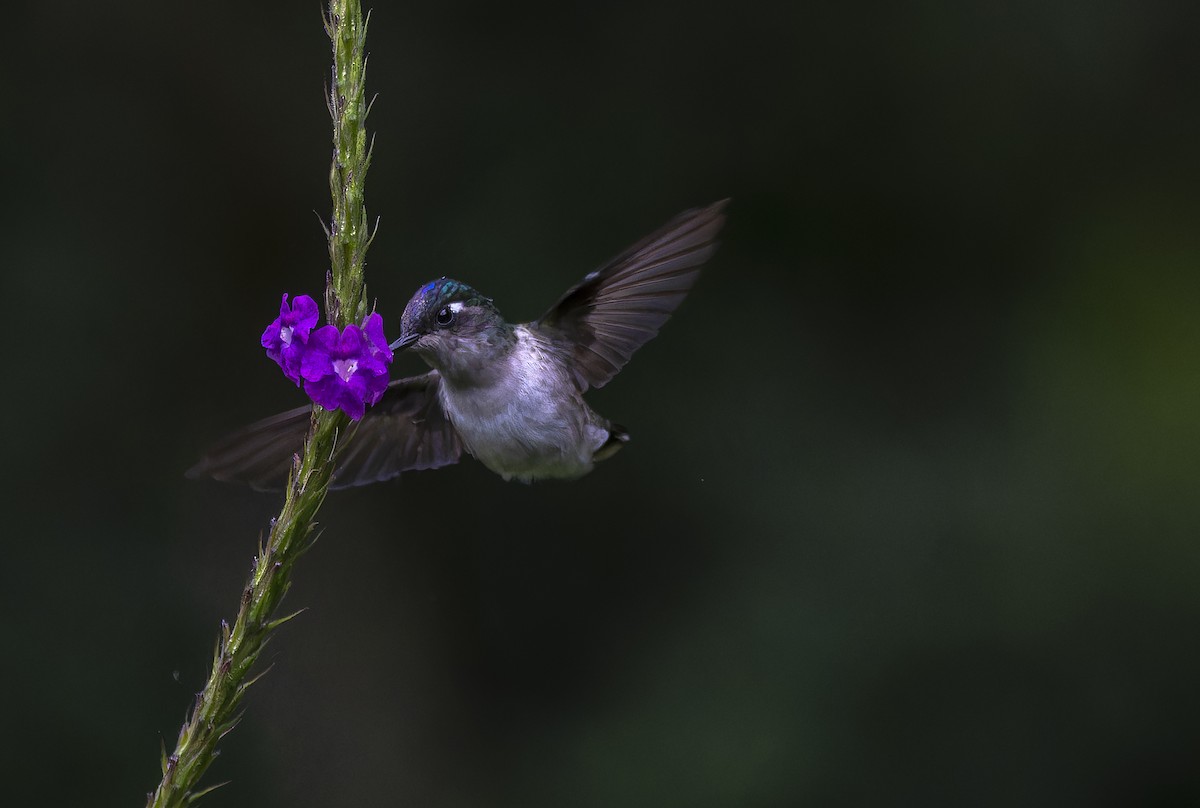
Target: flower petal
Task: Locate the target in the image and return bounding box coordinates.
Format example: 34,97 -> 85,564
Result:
334,323 -> 367,358
362,312 -> 394,364
262,317 -> 284,355
289,295 -> 320,334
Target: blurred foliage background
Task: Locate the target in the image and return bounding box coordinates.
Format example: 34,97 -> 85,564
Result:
2,2 -> 1198,806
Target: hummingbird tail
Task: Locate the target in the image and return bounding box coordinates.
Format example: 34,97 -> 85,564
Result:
594,424 -> 630,462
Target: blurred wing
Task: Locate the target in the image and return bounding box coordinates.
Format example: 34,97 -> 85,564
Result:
187,403 -> 310,492
187,371 -> 461,491
332,372 -> 462,488
537,199 -> 727,391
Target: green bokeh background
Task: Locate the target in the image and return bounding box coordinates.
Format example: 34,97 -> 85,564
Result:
3,2 -> 1198,805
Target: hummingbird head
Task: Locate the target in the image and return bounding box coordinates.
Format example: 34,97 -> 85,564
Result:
392,278 -> 511,381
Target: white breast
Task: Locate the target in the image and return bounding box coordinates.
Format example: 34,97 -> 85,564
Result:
439,327 -> 608,481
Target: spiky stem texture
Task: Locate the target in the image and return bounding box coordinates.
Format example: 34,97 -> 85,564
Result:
146,3 -> 374,805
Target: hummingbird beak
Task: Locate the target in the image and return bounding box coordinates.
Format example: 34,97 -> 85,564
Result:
389,333 -> 420,351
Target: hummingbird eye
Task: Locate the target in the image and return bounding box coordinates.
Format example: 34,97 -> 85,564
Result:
435,306 -> 455,327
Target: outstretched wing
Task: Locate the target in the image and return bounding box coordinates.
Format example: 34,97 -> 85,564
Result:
537,199 -> 727,391
332,372 -> 462,487
187,371 -> 461,491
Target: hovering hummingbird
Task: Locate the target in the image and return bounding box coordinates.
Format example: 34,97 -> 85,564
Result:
190,199 -> 727,489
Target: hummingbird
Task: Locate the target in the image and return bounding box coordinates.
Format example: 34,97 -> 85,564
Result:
190,199 -> 727,489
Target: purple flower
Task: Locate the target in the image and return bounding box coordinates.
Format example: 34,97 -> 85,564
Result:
362,312 -> 394,365
300,322 -> 392,420
262,294 -> 320,383
262,295 -> 394,419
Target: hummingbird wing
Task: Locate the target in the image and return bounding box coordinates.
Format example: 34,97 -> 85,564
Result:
537,199 -> 727,391
187,371 -> 462,491
333,372 -> 462,487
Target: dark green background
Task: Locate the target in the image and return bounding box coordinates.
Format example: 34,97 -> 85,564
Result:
4,2 -> 1199,805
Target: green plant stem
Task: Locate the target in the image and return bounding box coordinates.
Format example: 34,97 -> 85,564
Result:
325,0 -> 374,327
146,3 -> 373,805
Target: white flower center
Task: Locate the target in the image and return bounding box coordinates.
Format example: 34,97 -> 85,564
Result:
280,325 -> 294,345
333,358 -> 358,382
